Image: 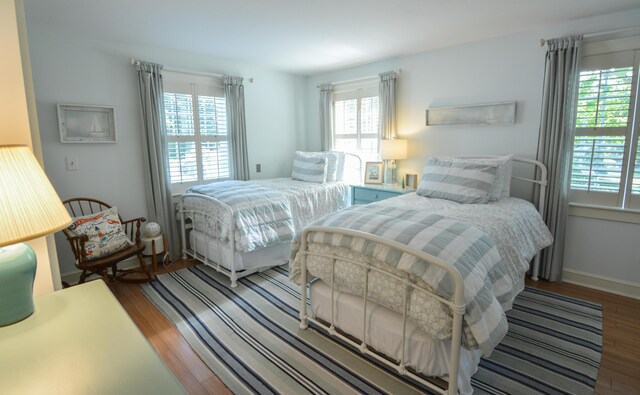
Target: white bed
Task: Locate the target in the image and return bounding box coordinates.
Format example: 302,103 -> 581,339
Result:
179,150 -> 362,288
180,178 -> 350,287
291,156 -> 552,395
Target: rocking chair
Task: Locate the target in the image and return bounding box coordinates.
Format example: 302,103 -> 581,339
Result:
62,197 -> 154,284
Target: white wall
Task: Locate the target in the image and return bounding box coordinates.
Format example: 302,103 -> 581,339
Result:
1,0 -> 59,295
26,28 -> 306,276
304,9 -> 640,292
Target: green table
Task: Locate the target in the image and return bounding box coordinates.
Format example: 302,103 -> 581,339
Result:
0,280 -> 186,395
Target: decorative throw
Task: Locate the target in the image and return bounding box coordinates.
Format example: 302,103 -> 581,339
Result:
67,207 -> 133,260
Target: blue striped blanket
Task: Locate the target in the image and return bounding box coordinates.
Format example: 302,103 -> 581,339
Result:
290,204 -> 511,356
188,181 -> 295,253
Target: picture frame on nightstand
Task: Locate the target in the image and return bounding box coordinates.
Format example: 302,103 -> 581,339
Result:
405,174 -> 418,189
364,162 -> 384,184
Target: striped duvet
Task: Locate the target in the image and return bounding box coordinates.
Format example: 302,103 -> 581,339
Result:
290,200 -> 552,356
187,181 -> 295,253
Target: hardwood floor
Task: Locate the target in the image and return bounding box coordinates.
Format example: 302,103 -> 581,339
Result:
526,278 -> 640,395
108,260 -> 231,395
106,261 -> 640,395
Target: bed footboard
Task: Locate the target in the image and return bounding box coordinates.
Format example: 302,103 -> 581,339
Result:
298,226 -> 466,395
179,193 -> 240,287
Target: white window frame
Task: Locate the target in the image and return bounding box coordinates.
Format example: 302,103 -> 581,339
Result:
163,71 -> 229,195
570,37 -> 640,211
332,78 -> 380,160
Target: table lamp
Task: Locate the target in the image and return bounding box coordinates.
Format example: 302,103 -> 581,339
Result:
380,138 -> 407,186
0,145 -> 71,326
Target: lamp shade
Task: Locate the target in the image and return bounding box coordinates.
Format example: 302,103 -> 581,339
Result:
0,145 -> 71,247
380,139 -> 408,160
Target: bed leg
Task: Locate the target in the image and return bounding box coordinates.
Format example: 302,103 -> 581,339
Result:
531,254 -> 541,281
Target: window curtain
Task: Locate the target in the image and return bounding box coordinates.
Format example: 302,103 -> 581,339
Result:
379,71 -> 398,140
135,60 -> 178,257
224,75 -> 250,181
535,35 -> 583,281
319,83 -> 334,151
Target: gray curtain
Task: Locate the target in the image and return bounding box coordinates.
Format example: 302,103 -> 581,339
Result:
135,61 -> 178,257
319,83 -> 334,151
536,35 -> 583,281
224,75 -> 250,181
379,71 -> 398,140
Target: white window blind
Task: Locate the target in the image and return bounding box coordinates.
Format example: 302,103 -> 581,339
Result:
333,80 -> 380,162
570,40 -> 640,209
163,71 -> 229,194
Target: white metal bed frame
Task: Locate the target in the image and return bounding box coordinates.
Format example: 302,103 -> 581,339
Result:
178,152 -> 362,287
297,157 -> 548,395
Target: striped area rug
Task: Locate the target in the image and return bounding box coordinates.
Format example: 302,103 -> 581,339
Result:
142,265 -> 602,394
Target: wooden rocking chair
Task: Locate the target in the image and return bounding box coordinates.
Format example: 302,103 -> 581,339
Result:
62,197 -> 154,284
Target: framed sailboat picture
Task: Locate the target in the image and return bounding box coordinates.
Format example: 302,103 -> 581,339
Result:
58,104 -> 116,143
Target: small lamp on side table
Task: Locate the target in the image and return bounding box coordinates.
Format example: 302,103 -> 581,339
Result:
141,222 -> 171,273
0,145 -> 71,326
381,138 -> 408,186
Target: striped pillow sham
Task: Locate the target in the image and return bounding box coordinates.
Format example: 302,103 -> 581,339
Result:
416,157 -> 498,204
292,151 -> 327,183
442,154 -> 514,200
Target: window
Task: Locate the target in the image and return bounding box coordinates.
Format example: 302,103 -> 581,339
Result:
163,72 -> 229,193
570,38 -> 640,210
332,80 -> 380,162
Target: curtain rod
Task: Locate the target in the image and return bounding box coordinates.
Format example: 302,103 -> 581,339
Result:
316,69 -> 402,88
129,58 -> 254,83
539,26 -> 640,47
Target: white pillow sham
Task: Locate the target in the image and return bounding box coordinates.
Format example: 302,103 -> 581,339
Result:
416,157 -> 499,204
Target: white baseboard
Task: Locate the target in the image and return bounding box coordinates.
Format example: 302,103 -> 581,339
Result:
61,257 -> 140,285
562,269 -> 640,300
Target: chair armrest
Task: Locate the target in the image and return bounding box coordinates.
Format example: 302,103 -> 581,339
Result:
121,217 -> 147,244
64,233 -> 90,262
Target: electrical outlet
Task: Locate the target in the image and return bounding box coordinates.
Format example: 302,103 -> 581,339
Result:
256,164 -> 261,173
66,156 -> 79,171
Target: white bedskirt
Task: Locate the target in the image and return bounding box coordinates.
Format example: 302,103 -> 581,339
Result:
310,279 -> 482,395
190,230 -> 291,272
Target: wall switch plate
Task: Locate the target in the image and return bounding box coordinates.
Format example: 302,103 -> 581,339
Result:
66,156 -> 79,171
256,164 -> 261,173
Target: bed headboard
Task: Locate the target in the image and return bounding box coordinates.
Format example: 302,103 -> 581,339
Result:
512,157 -> 548,217
453,156 -> 547,216
330,151 -> 363,185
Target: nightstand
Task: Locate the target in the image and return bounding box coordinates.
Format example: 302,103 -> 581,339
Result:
351,184 -> 415,205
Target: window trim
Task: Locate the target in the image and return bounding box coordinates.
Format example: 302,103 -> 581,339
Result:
570,39 -> 640,211
332,78 -> 380,159
163,72 -> 229,194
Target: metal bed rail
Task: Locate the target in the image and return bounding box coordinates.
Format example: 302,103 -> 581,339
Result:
299,227 -> 466,395
178,193 -> 245,287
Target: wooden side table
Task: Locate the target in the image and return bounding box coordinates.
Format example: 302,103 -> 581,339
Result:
142,234 -> 171,273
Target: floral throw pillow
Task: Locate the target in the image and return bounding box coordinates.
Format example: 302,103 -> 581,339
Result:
67,207 -> 133,260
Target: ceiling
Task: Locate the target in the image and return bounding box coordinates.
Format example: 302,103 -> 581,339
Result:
24,0 -> 640,75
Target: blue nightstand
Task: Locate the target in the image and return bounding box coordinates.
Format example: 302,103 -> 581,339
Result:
351,184 -> 415,205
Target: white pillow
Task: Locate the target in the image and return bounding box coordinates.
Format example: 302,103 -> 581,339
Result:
334,152 -> 347,182
416,157 -> 498,204
441,155 -> 514,200
292,151 -> 327,183
324,152 -> 339,182
67,207 -> 133,260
